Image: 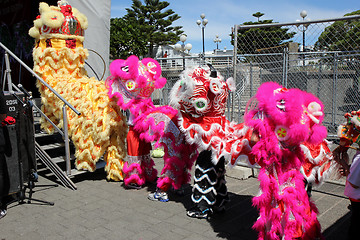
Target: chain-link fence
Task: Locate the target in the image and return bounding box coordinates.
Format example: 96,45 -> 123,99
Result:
155,15 -> 360,136
152,55 -> 234,105
233,14 -> 360,135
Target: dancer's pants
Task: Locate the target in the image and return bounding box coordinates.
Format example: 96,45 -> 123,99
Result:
123,126 -> 157,186
191,150 -> 229,210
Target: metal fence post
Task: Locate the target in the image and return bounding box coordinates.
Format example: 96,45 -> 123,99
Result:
250,60 -> 253,96
232,25 -> 238,121
332,52 -> 338,127
62,104 -> 71,176
282,48 -> 288,88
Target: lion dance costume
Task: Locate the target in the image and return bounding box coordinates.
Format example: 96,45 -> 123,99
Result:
337,110 -> 360,150
107,62 -> 253,211
334,110 -> 360,239
106,55 -> 198,190
245,82 -> 326,239
168,65 -> 254,218
28,1 -> 127,181
333,109 -> 360,175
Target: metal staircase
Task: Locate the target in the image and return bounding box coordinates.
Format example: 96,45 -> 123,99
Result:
35,141 -> 77,190
1,41 -> 82,190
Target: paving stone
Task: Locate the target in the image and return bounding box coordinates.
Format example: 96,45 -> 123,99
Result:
130,229 -> 160,240
0,160 -> 351,240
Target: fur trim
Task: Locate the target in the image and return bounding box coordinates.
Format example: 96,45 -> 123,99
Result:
123,162 -> 146,186
28,26 -> 40,39
39,2 -> 51,14
154,77 -> 167,89
308,125 -> 327,145
41,9 -> 64,28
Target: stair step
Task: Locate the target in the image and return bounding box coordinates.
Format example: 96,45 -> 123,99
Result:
37,156 -> 106,176
34,114 -> 106,190
59,160 -> 107,178
40,142 -> 65,150
47,155 -> 75,164
35,132 -> 64,145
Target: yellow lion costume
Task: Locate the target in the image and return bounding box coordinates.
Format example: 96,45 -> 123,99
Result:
28,1 -> 127,181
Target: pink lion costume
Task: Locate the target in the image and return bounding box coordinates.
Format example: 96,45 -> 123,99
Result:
245,82 -> 327,240
107,55 -> 165,188
107,55 -> 198,192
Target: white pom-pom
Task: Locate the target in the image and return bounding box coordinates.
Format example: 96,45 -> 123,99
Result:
226,77 -> 236,92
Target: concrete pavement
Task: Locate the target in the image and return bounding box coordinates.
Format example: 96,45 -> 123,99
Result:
0,157 -> 351,240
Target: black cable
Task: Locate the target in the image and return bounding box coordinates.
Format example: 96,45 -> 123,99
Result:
85,61 -> 100,80
86,49 -> 107,81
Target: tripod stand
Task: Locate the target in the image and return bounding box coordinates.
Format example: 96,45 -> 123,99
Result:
18,169 -> 57,205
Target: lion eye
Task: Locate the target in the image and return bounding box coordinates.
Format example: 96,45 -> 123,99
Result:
193,98 -> 208,111
276,99 -> 286,112
196,101 -> 205,108
121,66 -> 129,72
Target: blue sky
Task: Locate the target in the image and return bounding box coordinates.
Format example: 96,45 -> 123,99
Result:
111,0 -> 359,54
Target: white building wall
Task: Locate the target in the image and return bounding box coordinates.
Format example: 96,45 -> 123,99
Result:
68,0 -> 111,80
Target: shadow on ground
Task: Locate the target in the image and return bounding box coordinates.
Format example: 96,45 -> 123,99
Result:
322,211 -> 351,240
167,185 -> 259,240
167,186 -> 352,240
207,193 -> 258,240
36,166 -> 352,240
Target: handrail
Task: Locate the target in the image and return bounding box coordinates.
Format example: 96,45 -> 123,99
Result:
0,41 -> 80,116
1,41 -> 79,176
16,83 -> 64,137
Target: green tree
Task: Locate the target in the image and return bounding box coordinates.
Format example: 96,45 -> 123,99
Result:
110,18 -> 149,59
314,10 -> 360,51
231,15 -> 296,55
110,0 -> 183,59
252,12 -> 264,22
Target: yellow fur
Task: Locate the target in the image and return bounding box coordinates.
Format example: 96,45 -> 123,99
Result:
41,10 -> 64,28
39,2 -> 51,14
32,44 -> 127,180
31,2 -> 87,41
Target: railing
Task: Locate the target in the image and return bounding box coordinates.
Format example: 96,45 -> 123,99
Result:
157,55 -> 233,70
0,41 -> 80,176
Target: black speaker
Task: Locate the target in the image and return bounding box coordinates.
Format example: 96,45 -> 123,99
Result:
2,124 -> 22,195
3,91 -> 25,118
1,92 -> 36,196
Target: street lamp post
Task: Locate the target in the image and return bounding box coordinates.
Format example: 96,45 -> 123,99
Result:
196,13 -> 208,62
213,35 -> 221,51
298,10 -> 308,66
174,34 -> 192,70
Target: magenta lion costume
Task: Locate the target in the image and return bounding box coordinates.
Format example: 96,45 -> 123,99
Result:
106,55 -> 197,191
245,82 -> 327,239
106,55 -> 166,187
